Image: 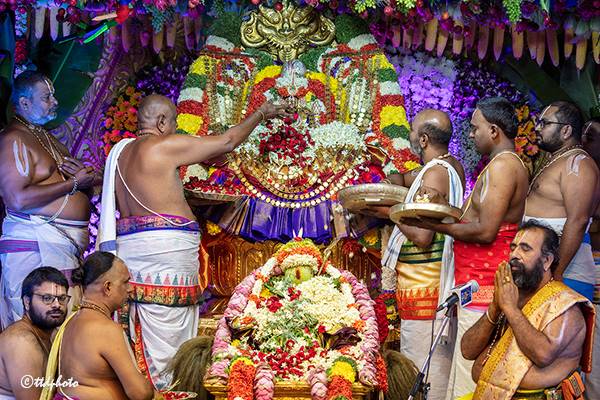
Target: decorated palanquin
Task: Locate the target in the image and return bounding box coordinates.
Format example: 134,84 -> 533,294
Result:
204,238 -> 386,400
175,3 -> 418,297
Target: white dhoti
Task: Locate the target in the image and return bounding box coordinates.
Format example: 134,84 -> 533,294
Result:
401,319 -> 454,400
116,220 -> 202,390
445,307 -> 481,400
585,251 -> 600,400
0,210 -> 88,328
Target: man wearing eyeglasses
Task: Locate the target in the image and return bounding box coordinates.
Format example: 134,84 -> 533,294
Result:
525,101 -> 600,302
0,267 -> 69,400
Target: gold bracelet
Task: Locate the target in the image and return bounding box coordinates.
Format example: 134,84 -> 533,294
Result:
257,110 -> 266,122
485,309 -> 499,325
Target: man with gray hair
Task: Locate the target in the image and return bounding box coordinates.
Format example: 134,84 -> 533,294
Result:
0,71 -> 97,328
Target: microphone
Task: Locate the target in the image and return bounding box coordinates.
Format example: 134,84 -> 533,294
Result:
436,280 -> 480,312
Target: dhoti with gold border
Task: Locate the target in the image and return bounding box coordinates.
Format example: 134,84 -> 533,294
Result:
116,215 -> 202,390
397,233 -> 452,400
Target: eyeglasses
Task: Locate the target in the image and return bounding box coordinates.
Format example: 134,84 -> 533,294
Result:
534,118 -> 571,129
33,293 -> 71,305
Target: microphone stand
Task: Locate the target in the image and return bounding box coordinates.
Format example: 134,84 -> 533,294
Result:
407,304 -> 455,400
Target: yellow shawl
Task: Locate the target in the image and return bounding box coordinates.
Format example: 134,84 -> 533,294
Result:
39,312 -> 77,400
474,281 -> 595,400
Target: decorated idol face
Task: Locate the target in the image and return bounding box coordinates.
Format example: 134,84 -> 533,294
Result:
20,79 -> 59,125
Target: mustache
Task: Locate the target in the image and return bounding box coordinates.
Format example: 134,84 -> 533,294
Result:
509,259 -> 524,269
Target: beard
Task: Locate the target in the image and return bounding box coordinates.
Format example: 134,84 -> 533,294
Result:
29,305 -> 66,330
537,130 -> 563,153
509,258 -> 545,293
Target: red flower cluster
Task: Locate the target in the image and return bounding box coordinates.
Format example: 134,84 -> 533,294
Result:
254,344 -> 319,379
325,375 -> 353,400
266,296 -> 283,312
15,39 -> 27,64
375,353 -> 388,393
287,287 -> 301,301
258,116 -> 313,167
373,296 -> 389,344
227,361 -> 256,400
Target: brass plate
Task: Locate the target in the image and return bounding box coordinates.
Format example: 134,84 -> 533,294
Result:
390,202 -> 462,224
204,379 -> 372,400
337,183 -> 408,213
185,190 -> 244,206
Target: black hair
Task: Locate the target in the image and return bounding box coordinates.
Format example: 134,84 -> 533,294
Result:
476,97 -> 518,139
10,70 -> 49,108
418,122 -> 453,146
519,219 -> 560,272
550,101 -> 584,140
72,252 -> 117,289
21,267 -> 69,299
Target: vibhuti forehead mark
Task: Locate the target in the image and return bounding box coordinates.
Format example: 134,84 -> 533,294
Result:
13,139 -> 30,177
479,169 -> 490,202
538,106 -> 550,121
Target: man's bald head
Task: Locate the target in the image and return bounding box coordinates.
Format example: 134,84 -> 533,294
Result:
137,94 -> 177,135
412,109 -> 453,147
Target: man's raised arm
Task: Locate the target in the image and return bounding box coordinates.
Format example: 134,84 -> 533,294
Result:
158,103 -> 289,168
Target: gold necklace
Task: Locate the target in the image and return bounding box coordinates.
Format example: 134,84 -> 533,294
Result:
14,115 -> 64,166
482,313 -> 506,366
528,144 -> 586,195
435,152 -> 451,160
79,299 -> 111,319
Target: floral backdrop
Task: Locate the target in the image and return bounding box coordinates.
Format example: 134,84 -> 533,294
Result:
387,47 -> 538,193
86,44 -> 539,251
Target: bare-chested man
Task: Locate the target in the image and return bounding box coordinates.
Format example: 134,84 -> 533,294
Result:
582,116 -> 600,400
525,101 -> 600,303
0,71 -> 97,328
403,97 -> 529,399
0,267 -> 68,400
377,109 -> 465,400
41,251 -> 153,400
462,220 -> 594,399
97,94 -> 288,388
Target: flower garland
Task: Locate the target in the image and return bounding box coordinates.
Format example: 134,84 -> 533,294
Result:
386,48 -> 537,193
177,32 -> 417,214
101,85 -> 142,155
207,237 -> 385,399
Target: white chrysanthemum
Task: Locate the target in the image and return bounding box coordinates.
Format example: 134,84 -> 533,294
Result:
311,122 -> 366,151
182,164 -> 208,183
296,276 -> 359,331
347,34 -> 377,51
178,87 -> 204,103
280,253 -> 319,271
205,35 -> 235,52
379,81 -> 402,96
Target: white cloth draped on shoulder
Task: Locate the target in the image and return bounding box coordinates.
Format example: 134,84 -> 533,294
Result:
98,137 -> 202,389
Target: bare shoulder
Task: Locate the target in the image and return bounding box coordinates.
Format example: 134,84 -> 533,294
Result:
544,302 -> 585,335
0,324 -> 41,353
0,124 -> 27,147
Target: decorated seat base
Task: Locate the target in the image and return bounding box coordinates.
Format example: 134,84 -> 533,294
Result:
203,380 -> 373,400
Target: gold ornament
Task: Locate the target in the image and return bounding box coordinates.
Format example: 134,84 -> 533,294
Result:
240,2 -> 335,62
